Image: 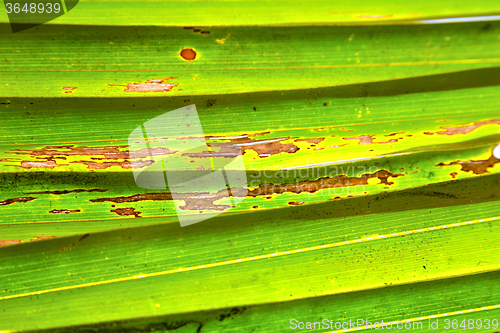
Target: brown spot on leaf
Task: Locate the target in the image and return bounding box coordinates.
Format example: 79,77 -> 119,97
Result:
180,48 -> 197,61
18,160 -> 68,169
108,77 -> 179,93
49,209 -> 81,214
450,172 -> 458,178
188,134 -> 299,158
92,193 -> 173,203
93,191 -> 229,211
435,119 -> 500,135
181,195 -> 232,211
37,156 -> 66,160
30,235 -> 56,242
0,240 -> 22,247
26,188 -> 108,195
92,187 -> 250,211
62,87 -> 77,94
206,99 -> 216,108
0,197 -> 36,206
288,201 -> 305,205
110,207 -> 143,218
90,170 -> 401,210
13,145 -> 130,158
201,31 -> 210,35
294,138 -> 325,144
73,160 -> 154,170
247,170 -> 402,196
344,135 -> 375,144
437,154 -> 499,175
12,145 -> 175,160
384,132 -> 405,137
78,234 -> 89,242
343,135 -> 398,145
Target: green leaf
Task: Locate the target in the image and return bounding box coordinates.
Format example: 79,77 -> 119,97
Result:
1,174 -> 499,331
1,66 -> 499,236
1,22 -> 500,97
1,0 -> 500,26
1,4 -> 500,332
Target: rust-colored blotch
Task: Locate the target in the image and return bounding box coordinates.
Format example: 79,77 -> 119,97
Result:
180,48 -> 197,61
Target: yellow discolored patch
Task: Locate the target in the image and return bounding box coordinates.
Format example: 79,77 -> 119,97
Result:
367,177 -> 381,185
